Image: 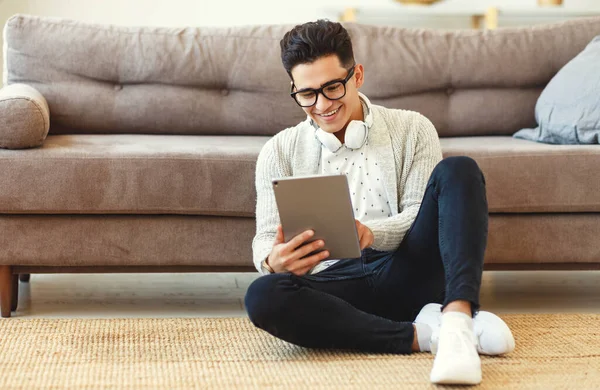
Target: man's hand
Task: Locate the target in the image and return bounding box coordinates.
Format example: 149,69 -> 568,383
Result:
355,220 -> 374,250
267,225 -> 330,276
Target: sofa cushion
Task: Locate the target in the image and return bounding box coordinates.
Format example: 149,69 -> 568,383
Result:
0,134 -> 597,215
0,215 -> 256,267
0,83 -> 50,149
0,134 -> 269,216
514,35 -> 600,144
441,136 -> 600,213
1,214 -> 598,267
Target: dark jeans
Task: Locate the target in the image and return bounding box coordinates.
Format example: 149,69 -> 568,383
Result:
245,156 -> 488,354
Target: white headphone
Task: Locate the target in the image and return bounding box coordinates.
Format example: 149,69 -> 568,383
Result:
312,92 -> 374,153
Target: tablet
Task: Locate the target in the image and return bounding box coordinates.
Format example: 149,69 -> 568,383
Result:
272,174 -> 361,260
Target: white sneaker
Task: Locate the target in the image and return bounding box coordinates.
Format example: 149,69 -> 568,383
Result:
429,312 -> 482,385
473,310 -> 516,355
414,303 -> 516,355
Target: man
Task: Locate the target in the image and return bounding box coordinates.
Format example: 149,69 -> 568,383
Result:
245,20 -> 515,385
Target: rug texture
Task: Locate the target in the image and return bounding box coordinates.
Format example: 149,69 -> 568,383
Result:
0,314 -> 598,389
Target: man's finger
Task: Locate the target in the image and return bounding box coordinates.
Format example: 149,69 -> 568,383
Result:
355,220 -> 365,244
290,239 -> 325,261
358,226 -> 370,249
274,225 -> 285,245
289,250 -> 329,273
284,229 -> 315,251
359,234 -> 368,250
356,225 -> 365,247
292,265 -> 314,276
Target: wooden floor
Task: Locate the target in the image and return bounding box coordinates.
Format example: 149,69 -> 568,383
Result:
6,270 -> 600,318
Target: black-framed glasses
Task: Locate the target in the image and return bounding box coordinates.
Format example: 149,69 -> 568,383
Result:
290,66 -> 356,107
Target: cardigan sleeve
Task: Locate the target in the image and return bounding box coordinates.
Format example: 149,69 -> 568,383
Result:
363,113 -> 442,251
252,134 -> 293,273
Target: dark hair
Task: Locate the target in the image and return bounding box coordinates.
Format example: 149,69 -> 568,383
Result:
280,19 -> 355,78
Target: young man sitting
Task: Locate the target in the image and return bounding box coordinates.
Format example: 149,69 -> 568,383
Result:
245,20 -> 515,385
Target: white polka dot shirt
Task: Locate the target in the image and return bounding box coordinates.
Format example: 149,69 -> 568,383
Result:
311,140 -> 394,274
320,143 -> 393,222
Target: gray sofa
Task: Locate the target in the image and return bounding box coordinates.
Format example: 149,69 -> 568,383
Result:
1,14 -> 600,317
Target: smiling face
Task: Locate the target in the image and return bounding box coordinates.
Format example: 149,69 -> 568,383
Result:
290,55 -> 365,141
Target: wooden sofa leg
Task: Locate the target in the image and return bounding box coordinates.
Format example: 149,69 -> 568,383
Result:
19,274 -> 31,283
0,265 -> 12,318
11,274 -> 18,312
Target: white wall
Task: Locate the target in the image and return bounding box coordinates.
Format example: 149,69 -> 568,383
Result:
3,0 -> 600,28
0,0 -> 342,27
1,0 -> 600,80
0,0 -> 340,82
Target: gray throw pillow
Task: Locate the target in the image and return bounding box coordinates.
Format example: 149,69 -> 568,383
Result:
0,83 -> 50,149
514,35 -> 600,144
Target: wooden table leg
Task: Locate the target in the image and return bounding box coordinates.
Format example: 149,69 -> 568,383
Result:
0,265 -> 12,318
11,274 -> 18,312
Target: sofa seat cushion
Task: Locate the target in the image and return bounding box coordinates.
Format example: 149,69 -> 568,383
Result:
0,134 -> 269,216
441,136 -> 600,213
1,134 -> 597,215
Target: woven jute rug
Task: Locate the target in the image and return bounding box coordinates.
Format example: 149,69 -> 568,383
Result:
0,314 -> 598,389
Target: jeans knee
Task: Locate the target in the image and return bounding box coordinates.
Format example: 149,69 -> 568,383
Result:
244,274 -> 287,327
432,156 -> 484,187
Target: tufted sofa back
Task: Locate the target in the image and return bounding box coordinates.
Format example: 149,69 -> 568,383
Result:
5,14 -> 600,136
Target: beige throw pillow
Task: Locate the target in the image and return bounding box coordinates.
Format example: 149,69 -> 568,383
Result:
0,83 -> 50,149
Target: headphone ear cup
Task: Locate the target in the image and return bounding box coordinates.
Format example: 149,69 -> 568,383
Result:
345,120 -> 368,150
316,129 -> 343,153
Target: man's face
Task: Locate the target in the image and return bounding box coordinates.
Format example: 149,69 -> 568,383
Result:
290,55 -> 364,135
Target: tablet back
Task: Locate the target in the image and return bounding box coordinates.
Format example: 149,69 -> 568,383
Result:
272,174 -> 361,260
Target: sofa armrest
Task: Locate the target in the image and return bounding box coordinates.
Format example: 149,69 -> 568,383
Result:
0,83 -> 50,149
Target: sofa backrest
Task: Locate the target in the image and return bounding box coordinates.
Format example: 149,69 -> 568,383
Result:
5,14 -> 600,137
